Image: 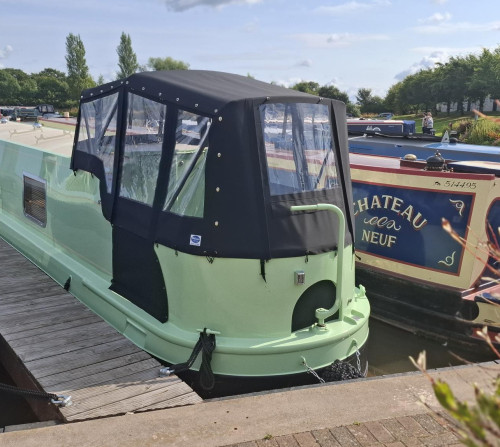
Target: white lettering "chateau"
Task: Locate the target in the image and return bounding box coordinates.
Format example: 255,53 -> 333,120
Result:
353,194 -> 428,230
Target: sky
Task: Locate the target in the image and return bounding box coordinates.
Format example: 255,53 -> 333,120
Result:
1,0 -> 500,100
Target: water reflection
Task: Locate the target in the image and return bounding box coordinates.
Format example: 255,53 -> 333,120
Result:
367,318 -> 497,376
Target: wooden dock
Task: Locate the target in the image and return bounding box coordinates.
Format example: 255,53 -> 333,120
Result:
0,238 -> 202,423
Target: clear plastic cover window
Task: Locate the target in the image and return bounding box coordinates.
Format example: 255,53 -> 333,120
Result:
163,110 -> 211,218
260,103 -> 339,196
77,92 -> 119,193
119,93 -> 166,206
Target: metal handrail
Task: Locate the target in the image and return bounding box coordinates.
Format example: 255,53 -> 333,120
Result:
290,203 -> 345,325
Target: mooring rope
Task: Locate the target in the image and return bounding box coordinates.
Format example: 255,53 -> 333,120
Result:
0,382 -> 71,406
160,329 -> 216,390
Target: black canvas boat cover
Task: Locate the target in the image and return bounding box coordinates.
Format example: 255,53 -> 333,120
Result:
71,70 -> 355,261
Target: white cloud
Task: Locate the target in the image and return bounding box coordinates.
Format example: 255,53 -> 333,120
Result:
294,32 -> 389,49
163,0 -> 261,11
418,12 -> 451,24
431,0 -> 448,4
394,51 -> 450,80
0,45 -> 13,59
0,45 -> 13,68
414,20 -> 500,34
315,0 -> 391,15
275,77 -> 303,88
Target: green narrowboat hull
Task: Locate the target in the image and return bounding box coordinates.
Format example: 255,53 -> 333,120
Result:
0,83 -> 369,379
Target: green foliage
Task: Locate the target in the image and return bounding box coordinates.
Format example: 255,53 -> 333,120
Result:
290,81 -> 356,113
292,81 -> 320,95
389,46 -> 500,115
116,32 -> 139,79
0,68 -> 37,105
355,88 -> 386,114
0,67 -> 71,108
65,33 -> 95,103
0,69 -> 21,104
462,118 -> 500,145
411,350 -> 500,447
146,57 -> 190,71
32,68 -> 70,108
318,85 -> 349,104
432,378 -> 500,446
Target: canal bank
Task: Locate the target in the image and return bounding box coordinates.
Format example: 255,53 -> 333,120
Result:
2,360 -> 499,446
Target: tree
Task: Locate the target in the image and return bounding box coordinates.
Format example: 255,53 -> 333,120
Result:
384,82 -> 405,114
116,32 -> 139,79
1,68 -> 37,105
356,88 -> 373,108
291,81 -> 320,95
0,70 -> 21,105
34,77 -> 69,108
468,49 -> 498,111
445,56 -> 474,115
318,85 -> 349,104
146,57 -> 189,71
36,68 -> 68,81
65,33 -> 94,102
356,88 -> 385,114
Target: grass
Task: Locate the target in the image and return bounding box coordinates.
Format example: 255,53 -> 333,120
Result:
393,111 -> 500,143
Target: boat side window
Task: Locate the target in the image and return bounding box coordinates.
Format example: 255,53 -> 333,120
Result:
163,110 -> 211,218
260,103 -> 339,196
119,93 -> 166,206
76,92 -> 119,193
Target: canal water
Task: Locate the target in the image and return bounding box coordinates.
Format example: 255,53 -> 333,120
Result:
0,317 -> 496,429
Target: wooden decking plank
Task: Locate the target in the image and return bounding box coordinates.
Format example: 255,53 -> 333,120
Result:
0,284 -> 66,303
25,338 -> 141,378
3,313 -> 100,342
56,368 -> 181,416
63,381 -> 198,421
0,258 -> 52,273
0,253 -> 38,266
0,294 -> 78,316
0,237 -> 201,421
0,277 -> 60,293
16,330 -> 124,363
44,357 -> 161,392
8,319 -> 113,349
38,350 -> 153,388
0,304 -> 95,333
0,257 -> 49,269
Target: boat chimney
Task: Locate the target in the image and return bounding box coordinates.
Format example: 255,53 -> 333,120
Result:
425,151 -> 446,171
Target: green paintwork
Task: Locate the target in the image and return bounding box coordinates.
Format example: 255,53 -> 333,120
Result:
291,204 -> 347,324
0,124 -> 370,378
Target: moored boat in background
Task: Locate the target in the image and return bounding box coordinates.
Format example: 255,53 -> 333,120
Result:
349,144 -> 500,351
349,131 -> 500,162
347,118 -> 415,136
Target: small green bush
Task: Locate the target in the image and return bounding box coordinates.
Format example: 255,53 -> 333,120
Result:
461,119 -> 500,145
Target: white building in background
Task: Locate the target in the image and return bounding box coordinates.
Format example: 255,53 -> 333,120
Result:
437,96 -> 498,113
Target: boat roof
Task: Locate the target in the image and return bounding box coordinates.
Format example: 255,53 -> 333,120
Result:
81,70 -> 316,116
426,141 -> 500,155
0,120 -> 73,156
349,134 -> 500,156
350,152 -> 498,179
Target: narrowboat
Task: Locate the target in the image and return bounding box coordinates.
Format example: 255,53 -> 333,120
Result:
350,150 -> 500,351
347,118 -> 416,136
0,71 -> 369,388
349,131 -> 500,162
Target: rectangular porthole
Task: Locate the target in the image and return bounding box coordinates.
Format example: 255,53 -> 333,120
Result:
23,173 -> 47,227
